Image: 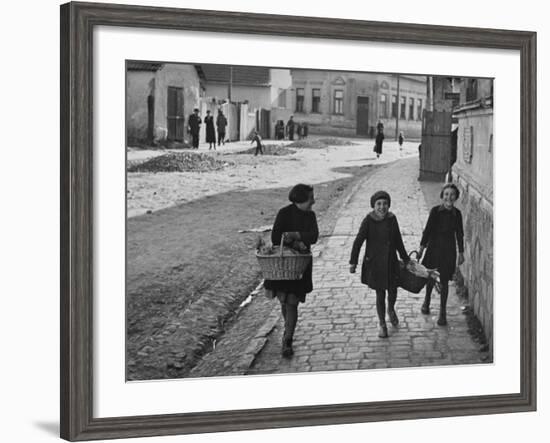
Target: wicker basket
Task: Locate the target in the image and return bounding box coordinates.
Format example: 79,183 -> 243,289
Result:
397,251 -> 428,294
256,241 -> 312,280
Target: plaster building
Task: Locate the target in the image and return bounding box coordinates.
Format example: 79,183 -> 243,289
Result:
126,61 -> 203,146
200,65 -> 293,138
452,78 -> 494,349
288,70 -> 426,139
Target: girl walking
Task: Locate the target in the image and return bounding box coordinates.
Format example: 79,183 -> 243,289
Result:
264,184 -> 319,357
418,183 -> 465,326
349,191 -> 410,338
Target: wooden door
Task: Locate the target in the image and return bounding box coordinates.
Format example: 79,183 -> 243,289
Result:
167,87 -> 184,141
356,96 -> 369,136
419,110 -> 452,181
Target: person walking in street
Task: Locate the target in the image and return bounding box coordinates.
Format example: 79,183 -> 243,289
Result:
417,183 -> 465,326
349,191 -> 410,338
251,130 -> 263,156
286,116 -> 295,141
398,131 -> 404,151
204,110 -> 216,150
264,184 -> 318,357
187,108 -> 202,149
216,109 -> 227,146
374,125 -> 384,158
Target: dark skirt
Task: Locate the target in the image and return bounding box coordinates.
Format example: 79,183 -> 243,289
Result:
263,259 -> 312,304
422,235 -> 457,282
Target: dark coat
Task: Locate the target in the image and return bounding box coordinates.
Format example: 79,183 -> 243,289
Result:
349,212 -> 409,290
216,114 -> 227,132
374,132 -> 384,154
263,204 -> 319,301
187,113 -> 201,134
420,205 -> 464,281
205,115 -> 216,143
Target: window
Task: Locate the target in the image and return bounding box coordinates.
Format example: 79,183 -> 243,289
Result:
312,88 -> 321,113
296,88 -> 305,112
400,96 -> 406,119
417,98 -> 423,121
391,95 -> 398,118
466,79 -> 478,102
409,98 -> 415,120
278,88 -> 286,108
379,94 -> 387,118
333,90 -> 344,115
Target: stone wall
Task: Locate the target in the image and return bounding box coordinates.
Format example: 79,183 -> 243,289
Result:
453,173 -> 493,348
452,105 -> 494,349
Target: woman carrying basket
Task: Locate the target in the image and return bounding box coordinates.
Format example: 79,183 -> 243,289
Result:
264,184 -> 318,358
418,183 -> 465,326
349,191 -> 410,338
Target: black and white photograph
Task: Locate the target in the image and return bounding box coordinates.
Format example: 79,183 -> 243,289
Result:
125,62 -> 494,381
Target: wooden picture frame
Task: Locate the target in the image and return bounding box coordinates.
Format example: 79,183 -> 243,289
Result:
60,1 -> 536,440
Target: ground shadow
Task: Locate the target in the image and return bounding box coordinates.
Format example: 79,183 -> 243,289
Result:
33,421 -> 59,437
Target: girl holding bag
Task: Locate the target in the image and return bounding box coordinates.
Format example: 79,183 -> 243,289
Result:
418,183 -> 465,326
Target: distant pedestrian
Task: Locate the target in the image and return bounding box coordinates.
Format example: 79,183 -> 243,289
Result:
187,108 -> 201,149
349,191 -> 410,338
398,131 -> 404,150
374,127 -> 384,158
286,116 -> 295,141
417,184 -> 464,326
251,130 -> 263,156
275,120 -> 285,140
302,122 -> 309,139
296,122 -> 303,140
264,184 -> 318,357
204,110 -> 216,150
216,109 -> 228,146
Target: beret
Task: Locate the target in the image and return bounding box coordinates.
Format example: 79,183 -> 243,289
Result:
370,190 -> 391,208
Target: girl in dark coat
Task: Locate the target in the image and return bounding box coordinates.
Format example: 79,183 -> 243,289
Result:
349,191 -> 409,338
418,183 -> 465,326
264,184 -> 318,357
204,110 -> 216,150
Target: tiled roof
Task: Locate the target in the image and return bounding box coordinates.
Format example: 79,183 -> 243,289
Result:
199,65 -> 271,86
127,61 -> 164,71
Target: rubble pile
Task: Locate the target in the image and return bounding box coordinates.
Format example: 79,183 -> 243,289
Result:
235,144 -> 296,156
127,152 -> 233,173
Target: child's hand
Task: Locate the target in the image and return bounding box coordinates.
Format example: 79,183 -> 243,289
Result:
349,264 -> 357,274
457,253 -> 465,265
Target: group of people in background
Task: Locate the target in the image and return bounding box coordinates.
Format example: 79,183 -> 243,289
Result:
187,108 -> 228,150
275,116 -> 309,141
266,182 -> 464,357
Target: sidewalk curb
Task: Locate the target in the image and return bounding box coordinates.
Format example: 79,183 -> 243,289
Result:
235,163 -> 388,373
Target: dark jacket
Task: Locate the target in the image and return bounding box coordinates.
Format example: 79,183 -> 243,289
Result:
349,211 -> 409,290
374,132 -> 384,154
205,115 -> 216,143
420,205 -> 464,281
187,113 -> 201,134
216,114 -> 227,132
263,204 -> 319,299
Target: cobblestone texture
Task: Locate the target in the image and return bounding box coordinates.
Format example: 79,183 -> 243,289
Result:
248,156 -> 490,375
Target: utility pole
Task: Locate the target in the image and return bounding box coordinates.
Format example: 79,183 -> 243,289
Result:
395,74 -> 400,140
228,66 -> 233,102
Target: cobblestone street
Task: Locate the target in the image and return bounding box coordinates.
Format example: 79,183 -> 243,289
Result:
190,155 -> 490,378
247,156 -> 489,375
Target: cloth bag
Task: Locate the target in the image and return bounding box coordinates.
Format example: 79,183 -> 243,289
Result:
398,251 -> 439,294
